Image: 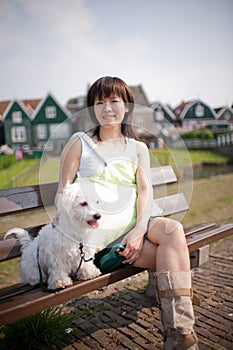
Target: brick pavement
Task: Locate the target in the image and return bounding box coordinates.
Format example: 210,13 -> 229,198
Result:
58,238 -> 233,350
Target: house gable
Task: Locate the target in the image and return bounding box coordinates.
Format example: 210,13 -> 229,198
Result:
215,106 -> 233,121
32,93 -> 72,152
152,101 -> 176,124
129,85 -> 150,107
180,100 -> 216,120
3,100 -> 33,146
33,93 -> 70,124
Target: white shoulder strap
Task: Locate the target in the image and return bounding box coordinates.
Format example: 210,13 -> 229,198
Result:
80,132 -> 108,166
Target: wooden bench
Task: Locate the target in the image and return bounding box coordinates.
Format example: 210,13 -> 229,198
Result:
0,165 -> 232,326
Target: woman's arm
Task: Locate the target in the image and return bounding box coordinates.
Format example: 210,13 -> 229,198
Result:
134,141 -> 153,232
120,141 -> 153,263
54,136 -> 82,208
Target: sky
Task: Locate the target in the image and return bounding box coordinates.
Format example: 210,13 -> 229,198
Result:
0,0 -> 232,109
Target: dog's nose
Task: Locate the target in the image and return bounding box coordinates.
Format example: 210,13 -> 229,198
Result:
94,213 -> 101,220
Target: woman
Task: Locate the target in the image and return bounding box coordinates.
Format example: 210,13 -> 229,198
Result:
55,76 -> 199,350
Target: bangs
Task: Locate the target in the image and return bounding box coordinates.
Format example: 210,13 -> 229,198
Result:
95,77 -> 128,101
87,76 -> 134,107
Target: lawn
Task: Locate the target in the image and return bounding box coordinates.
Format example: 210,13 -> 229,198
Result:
0,149 -> 231,190
0,159 -> 37,189
150,148 -> 231,168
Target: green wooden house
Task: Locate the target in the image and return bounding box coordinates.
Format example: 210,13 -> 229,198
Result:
3,99 -> 36,152
32,93 -> 72,154
214,106 -> 233,130
173,100 -> 217,130
2,94 -> 72,154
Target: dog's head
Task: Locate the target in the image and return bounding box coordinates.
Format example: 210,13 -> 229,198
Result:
57,182 -> 101,229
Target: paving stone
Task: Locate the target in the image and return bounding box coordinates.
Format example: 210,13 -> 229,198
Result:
59,238 -> 233,350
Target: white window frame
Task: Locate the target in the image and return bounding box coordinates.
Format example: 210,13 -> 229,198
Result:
155,108 -> 164,121
12,111 -> 22,123
49,123 -> 69,139
195,104 -> 204,117
37,124 -> 47,139
45,106 -> 57,119
11,126 -> 26,142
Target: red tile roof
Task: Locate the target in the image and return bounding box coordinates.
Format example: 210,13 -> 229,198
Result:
0,99 -> 41,117
0,100 -> 11,116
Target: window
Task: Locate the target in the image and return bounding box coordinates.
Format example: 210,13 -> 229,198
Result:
224,112 -> 231,121
76,97 -> 85,108
195,104 -> 204,117
49,123 -> 69,139
37,124 -> 47,139
45,106 -> 57,119
155,108 -> 164,121
11,126 -> 26,142
12,111 -> 22,123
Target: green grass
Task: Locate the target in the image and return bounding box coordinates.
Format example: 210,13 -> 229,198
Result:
0,156 -> 60,189
0,258 -> 20,286
0,159 -> 37,189
182,173 -> 233,227
0,150 -> 231,189
150,149 -> 231,168
0,307 -> 76,350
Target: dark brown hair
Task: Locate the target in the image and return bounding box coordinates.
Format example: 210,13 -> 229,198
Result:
86,76 -> 136,140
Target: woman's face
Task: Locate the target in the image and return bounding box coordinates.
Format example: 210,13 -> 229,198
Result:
94,94 -> 129,127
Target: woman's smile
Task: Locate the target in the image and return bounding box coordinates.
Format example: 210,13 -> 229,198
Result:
102,114 -> 116,122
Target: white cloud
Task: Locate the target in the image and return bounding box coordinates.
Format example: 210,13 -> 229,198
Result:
0,0 -> 155,103
0,0 -> 232,107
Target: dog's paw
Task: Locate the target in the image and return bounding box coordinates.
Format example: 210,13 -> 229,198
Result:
49,276 -> 73,290
76,266 -> 101,280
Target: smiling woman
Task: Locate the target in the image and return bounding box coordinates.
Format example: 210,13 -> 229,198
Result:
53,76 -> 199,349
86,76 -> 136,141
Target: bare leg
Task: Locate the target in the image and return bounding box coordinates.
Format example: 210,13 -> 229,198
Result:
134,217 -> 199,350
134,217 -> 189,272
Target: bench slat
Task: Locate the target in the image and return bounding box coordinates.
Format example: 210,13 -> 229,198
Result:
0,238 -> 21,262
0,193 -> 189,262
154,193 -> 189,216
184,223 -> 217,238
150,165 -> 177,186
0,267 -> 143,326
187,223 -> 233,252
0,182 -> 58,216
0,166 -> 177,216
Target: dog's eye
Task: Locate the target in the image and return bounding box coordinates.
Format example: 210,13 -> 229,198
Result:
80,201 -> 88,207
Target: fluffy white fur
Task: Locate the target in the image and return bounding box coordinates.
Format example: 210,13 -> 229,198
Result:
4,182 -> 101,290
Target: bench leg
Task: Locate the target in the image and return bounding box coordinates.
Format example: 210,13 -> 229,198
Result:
190,245 -> 209,269
155,270 -> 199,350
146,270 -> 157,299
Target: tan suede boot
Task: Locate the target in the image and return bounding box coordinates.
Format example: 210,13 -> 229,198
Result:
155,270 -> 199,350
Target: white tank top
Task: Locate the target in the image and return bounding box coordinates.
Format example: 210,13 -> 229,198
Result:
69,132 -> 139,249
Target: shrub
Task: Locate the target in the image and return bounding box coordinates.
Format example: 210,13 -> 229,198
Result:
0,154 -> 16,170
181,129 -> 214,139
0,307 -> 76,350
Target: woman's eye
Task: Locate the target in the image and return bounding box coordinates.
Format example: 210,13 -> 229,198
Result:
80,201 -> 88,207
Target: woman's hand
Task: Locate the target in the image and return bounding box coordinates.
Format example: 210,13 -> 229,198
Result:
118,227 -> 145,265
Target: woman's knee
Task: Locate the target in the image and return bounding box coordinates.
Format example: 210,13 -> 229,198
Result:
149,217 -> 186,245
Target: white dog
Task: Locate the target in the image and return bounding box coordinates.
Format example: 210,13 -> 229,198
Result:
4,182 -> 101,290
